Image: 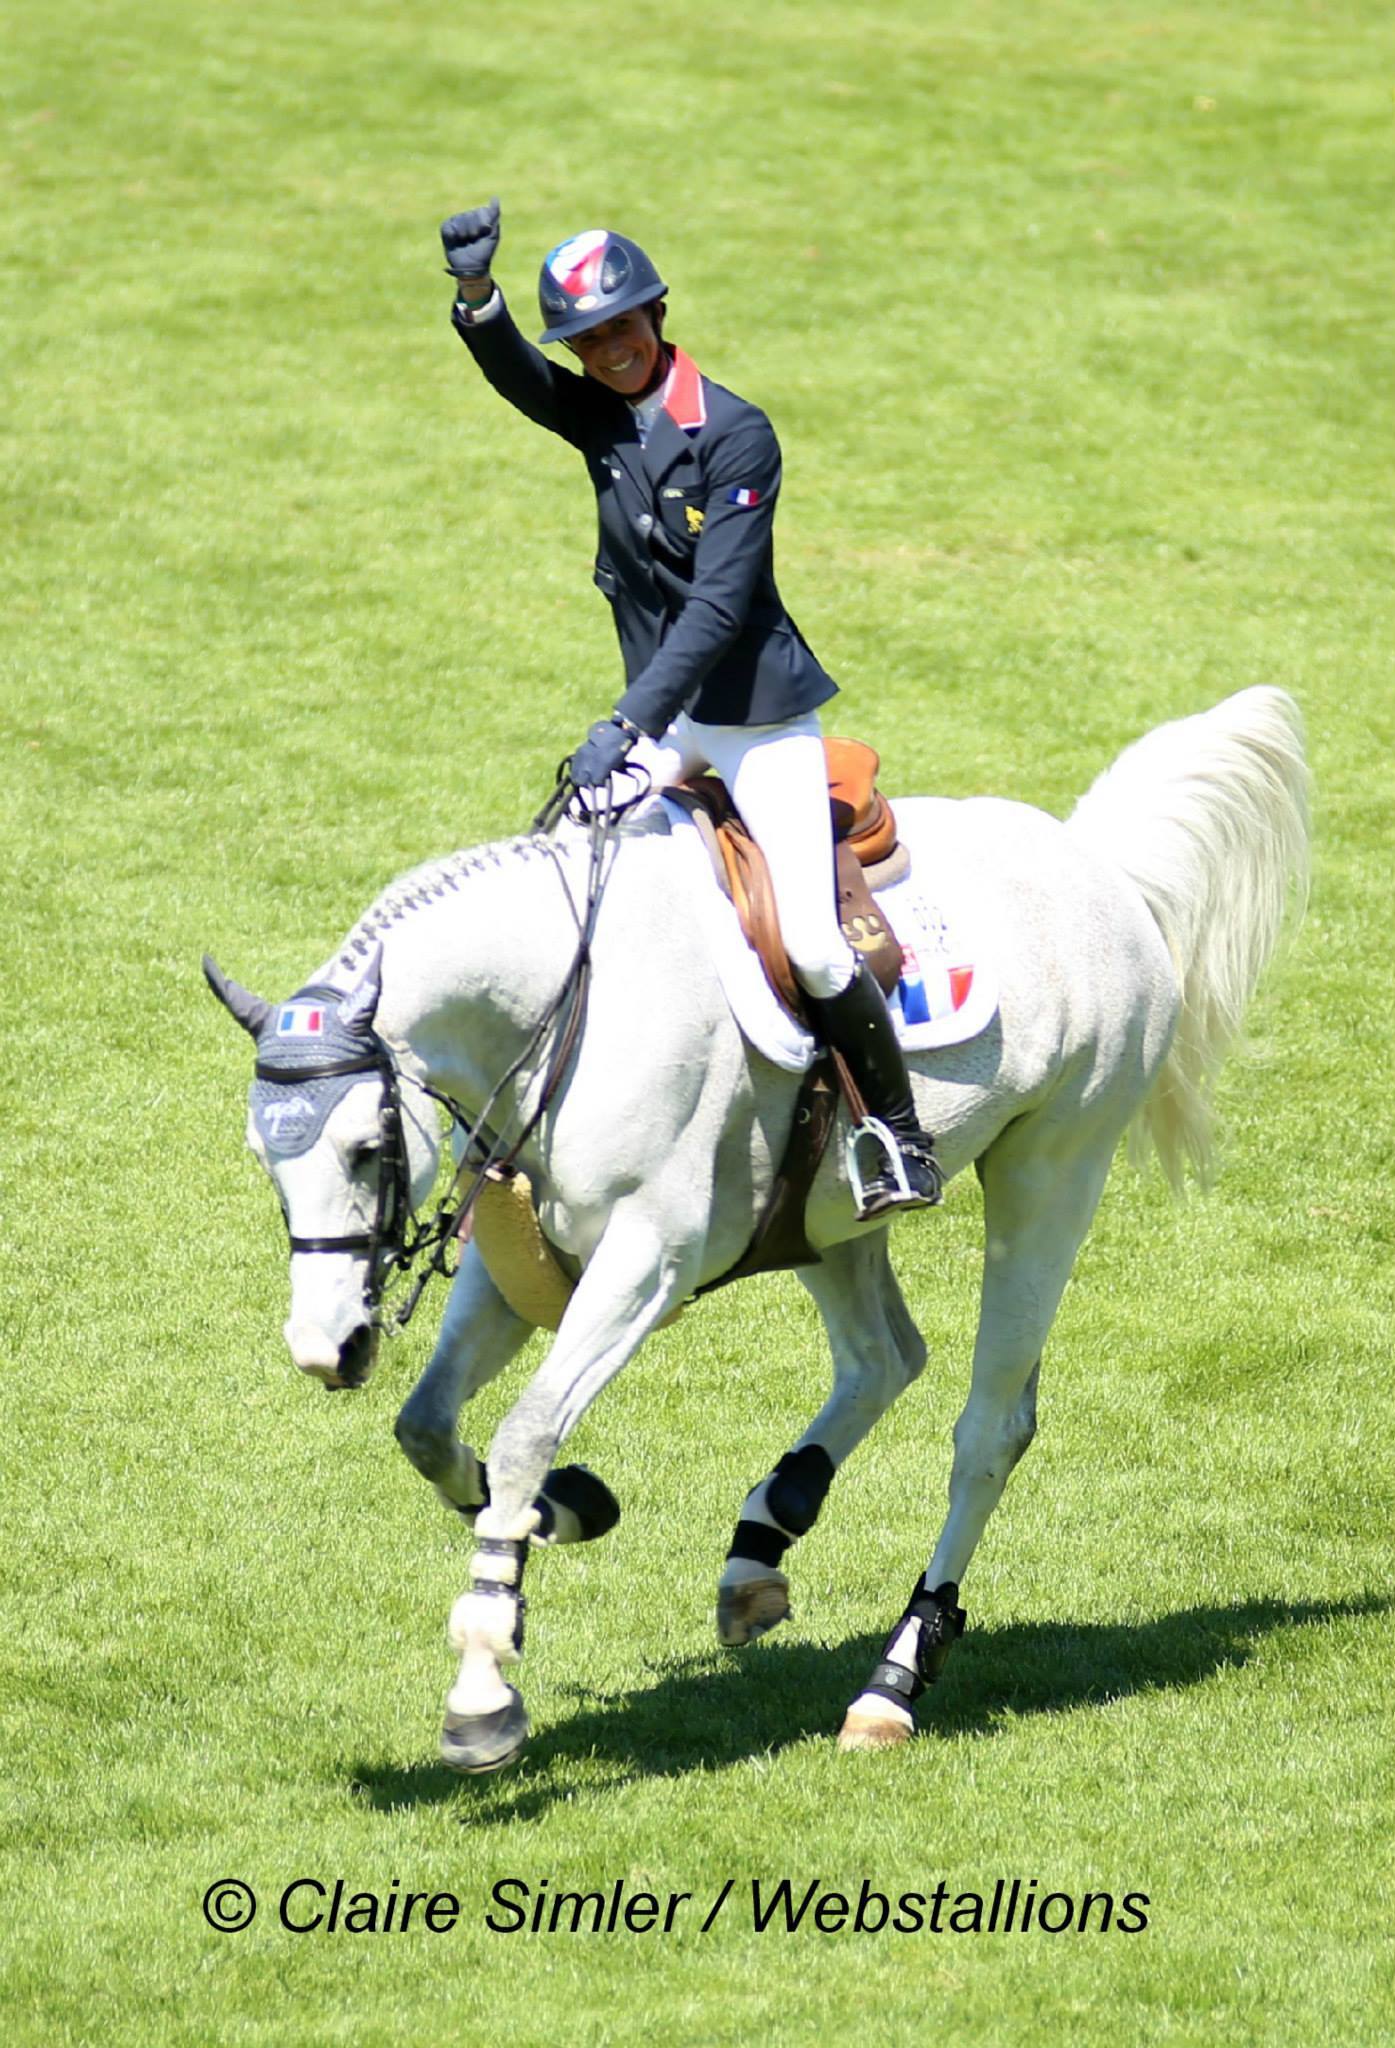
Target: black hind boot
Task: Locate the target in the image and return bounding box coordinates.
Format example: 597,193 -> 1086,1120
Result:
806,959 -> 944,1219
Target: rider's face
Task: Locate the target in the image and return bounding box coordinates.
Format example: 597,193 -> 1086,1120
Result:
567,306 -> 665,398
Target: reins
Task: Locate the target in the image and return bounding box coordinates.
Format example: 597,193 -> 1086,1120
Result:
374,765 -> 651,1332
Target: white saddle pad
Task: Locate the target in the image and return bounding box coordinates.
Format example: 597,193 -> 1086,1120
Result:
658,795 -> 1000,1074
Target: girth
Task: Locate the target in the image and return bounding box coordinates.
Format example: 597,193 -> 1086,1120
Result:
667,736 -> 906,1018
471,1055 -> 842,1330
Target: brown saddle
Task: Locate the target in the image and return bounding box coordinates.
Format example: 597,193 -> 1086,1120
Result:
669,737 -> 908,1019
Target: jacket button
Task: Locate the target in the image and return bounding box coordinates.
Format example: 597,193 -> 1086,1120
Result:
636,512 -> 654,533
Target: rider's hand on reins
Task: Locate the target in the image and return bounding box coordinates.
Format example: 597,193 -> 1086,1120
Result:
569,714 -> 638,791
531,720 -> 651,834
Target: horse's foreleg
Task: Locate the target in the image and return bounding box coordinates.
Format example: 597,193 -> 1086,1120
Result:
839,1125 -> 1116,1751
440,1210 -> 691,1773
719,1229 -> 926,1645
393,1243 -> 621,1547
394,1242 -> 532,1514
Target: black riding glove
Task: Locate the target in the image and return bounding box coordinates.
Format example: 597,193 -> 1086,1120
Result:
441,197 -> 501,279
569,717 -> 636,791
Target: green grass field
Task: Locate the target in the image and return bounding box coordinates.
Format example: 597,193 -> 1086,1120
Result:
3,2 -> 1391,2041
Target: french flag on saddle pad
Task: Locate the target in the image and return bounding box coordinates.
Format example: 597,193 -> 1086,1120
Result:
896,947 -> 973,1028
726,487 -> 761,508
277,1003 -> 325,1037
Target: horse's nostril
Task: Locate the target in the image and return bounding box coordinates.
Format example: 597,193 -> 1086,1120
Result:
337,1323 -> 379,1388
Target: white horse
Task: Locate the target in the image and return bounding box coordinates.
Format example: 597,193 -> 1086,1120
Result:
206,688 -> 1308,1770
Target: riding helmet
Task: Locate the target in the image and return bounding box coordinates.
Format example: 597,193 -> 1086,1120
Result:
537,229 -> 667,344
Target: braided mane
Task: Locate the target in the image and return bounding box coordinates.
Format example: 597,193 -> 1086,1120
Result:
334,836 -> 555,973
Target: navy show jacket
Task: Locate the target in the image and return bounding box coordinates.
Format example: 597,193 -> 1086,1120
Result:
453,295 -> 839,737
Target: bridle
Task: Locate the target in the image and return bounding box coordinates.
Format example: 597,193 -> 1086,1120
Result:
254,989 -> 418,1300
255,768 -> 647,1333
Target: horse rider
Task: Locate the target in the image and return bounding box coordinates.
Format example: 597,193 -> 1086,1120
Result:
439,198 -> 940,1216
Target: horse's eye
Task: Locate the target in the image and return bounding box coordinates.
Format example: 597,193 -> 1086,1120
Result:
349,1141 -> 381,1172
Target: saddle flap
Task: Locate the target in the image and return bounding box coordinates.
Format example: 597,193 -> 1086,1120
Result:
668,776 -> 801,1012
719,814 -> 803,1015
836,840 -> 902,997
669,741 -> 905,1017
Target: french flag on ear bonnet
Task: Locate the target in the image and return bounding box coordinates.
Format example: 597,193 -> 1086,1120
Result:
276,1003 -> 325,1037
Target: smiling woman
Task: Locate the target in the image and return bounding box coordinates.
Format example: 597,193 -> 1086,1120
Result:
565,307 -> 667,398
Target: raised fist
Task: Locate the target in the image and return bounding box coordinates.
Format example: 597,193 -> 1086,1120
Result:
440,197 -> 501,280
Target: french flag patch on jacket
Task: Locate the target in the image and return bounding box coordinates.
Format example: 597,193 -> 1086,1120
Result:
726,487 -> 761,507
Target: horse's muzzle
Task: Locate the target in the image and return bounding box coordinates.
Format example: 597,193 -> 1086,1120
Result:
287,1319 -> 380,1391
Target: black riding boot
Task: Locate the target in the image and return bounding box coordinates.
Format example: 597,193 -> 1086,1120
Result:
807,960 -> 944,1218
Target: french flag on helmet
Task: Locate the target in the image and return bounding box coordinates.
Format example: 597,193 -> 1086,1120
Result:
537,229 -> 667,344
544,230 -> 608,301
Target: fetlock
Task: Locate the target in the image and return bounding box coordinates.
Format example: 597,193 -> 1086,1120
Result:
863,1581 -> 966,1714
726,1445 -> 835,1573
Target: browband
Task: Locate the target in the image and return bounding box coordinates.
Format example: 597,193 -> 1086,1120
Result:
254,1053 -> 382,1084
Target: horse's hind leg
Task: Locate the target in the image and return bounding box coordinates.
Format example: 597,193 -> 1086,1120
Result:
718,1229 -> 926,1645
838,1120 -> 1117,1750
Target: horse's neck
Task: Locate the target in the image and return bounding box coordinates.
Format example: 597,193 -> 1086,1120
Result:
322,836 -> 589,1111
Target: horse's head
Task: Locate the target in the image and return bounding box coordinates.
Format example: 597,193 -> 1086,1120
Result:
204,945 -> 442,1389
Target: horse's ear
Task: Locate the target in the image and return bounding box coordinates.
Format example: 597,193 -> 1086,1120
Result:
203,955 -> 273,1039
337,943 -> 383,1036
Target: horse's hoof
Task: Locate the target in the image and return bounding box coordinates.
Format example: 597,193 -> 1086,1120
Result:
717,1573 -> 791,1646
837,1704 -> 914,1753
440,1687 -> 530,1774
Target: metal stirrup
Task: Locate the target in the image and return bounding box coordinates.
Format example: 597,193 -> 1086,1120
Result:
846,1117 -> 941,1215
846,1116 -> 913,1213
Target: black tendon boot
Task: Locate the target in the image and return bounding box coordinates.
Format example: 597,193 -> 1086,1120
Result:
808,959 -> 944,1218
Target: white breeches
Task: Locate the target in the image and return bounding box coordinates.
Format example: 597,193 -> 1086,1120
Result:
630,710 -> 857,1001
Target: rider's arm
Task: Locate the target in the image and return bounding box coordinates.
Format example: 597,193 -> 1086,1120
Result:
451,288 -> 594,449
613,410 -> 783,736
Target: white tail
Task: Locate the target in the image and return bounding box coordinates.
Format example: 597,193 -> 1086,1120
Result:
1067,688 -> 1310,1188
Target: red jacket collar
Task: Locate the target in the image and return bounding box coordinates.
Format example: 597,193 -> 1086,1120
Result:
660,348 -> 707,434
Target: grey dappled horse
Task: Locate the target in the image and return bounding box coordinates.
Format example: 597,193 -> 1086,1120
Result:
207,689 -> 1308,1769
